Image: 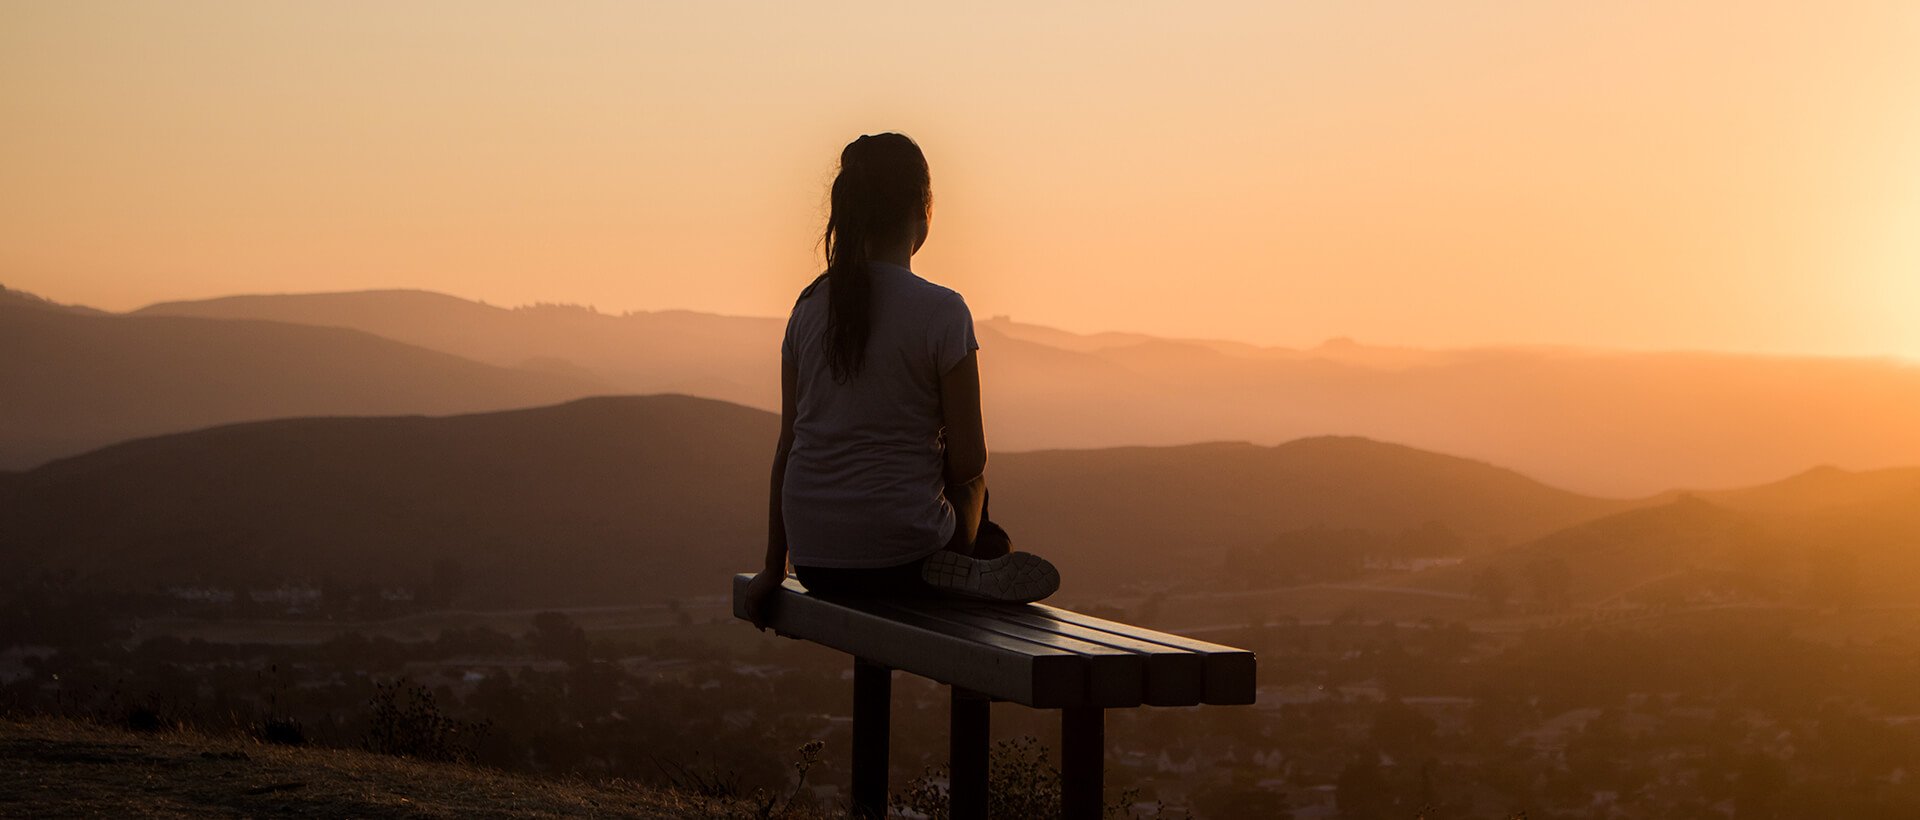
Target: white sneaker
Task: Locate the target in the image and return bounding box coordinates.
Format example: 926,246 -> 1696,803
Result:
921,550 -> 1061,603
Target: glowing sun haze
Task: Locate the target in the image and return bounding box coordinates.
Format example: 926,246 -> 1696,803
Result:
3,1 -> 1917,357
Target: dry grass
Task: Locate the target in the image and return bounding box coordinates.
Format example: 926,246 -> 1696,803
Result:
0,715 -> 800,818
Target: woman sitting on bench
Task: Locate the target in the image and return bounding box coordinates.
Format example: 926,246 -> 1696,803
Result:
744,132 -> 1060,626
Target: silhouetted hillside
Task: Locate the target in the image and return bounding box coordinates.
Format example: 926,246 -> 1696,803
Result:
0,301 -> 604,469
1717,468 -> 1920,602
1413,468 -> 1920,610
1479,497 -> 1780,604
136,289 -> 1920,495
1705,465 -> 1920,516
0,395 -> 772,606
991,437 -> 1634,589
0,397 -> 1629,605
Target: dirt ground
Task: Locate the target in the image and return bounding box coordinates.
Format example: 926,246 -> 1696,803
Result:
0,715 -> 793,819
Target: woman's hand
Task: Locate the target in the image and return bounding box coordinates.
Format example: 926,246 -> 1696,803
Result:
743,570 -> 786,631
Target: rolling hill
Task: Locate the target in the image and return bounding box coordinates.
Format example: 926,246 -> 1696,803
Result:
0,395 -> 774,606
0,395 -> 1633,606
1399,464 -> 1920,610
989,437 -> 1636,589
1704,464 -> 1920,517
0,300 -> 605,469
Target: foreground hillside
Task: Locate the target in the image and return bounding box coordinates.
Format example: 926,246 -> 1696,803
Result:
0,716 -> 772,818
0,395 -> 1631,604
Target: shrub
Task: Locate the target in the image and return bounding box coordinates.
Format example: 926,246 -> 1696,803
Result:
123,705 -> 164,733
253,716 -> 306,747
894,736 -> 1164,820
362,679 -> 489,763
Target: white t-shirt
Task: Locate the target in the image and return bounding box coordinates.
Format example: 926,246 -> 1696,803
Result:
780,261 -> 980,568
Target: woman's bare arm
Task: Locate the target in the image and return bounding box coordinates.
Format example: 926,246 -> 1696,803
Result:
940,351 -> 987,548
765,357 -> 798,571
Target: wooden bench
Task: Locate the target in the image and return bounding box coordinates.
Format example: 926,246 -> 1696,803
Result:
731,574 -> 1257,819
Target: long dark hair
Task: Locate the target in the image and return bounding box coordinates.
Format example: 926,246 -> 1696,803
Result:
819,133 -> 931,382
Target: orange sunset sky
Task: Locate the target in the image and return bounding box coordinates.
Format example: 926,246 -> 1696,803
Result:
2,1 -> 1917,357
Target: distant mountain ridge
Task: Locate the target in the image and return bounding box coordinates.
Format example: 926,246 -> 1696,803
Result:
0,299 -> 603,469
137,290 -> 782,409
131,288 -> 1920,495
0,283 -> 105,315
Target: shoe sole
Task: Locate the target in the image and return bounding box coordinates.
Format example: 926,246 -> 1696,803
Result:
921,551 -> 1061,603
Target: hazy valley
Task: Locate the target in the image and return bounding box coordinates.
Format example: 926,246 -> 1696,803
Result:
6,284 -> 1920,817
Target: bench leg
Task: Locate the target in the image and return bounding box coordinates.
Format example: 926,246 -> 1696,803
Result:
950,687 -> 991,820
852,658 -> 891,819
1061,706 -> 1104,820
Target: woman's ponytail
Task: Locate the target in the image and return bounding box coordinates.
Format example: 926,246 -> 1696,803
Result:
820,133 -> 931,382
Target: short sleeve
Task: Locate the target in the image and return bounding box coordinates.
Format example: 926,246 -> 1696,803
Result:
780,310 -> 797,362
932,293 -> 979,375
784,274 -> 827,363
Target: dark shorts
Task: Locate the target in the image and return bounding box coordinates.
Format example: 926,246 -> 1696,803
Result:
794,560 -> 932,597
795,518 -> 1011,597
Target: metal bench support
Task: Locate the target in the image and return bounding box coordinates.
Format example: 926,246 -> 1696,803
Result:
1061,706 -> 1104,820
852,658 -> 891,819
733,576 -> 1255,820
950,687 -> 992,820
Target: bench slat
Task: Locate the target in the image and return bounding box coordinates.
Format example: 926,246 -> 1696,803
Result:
875,602 -> 1147,708
937,602 -> 1208,707
1030,604 -> 1258,705
731,575 -> 1087,707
